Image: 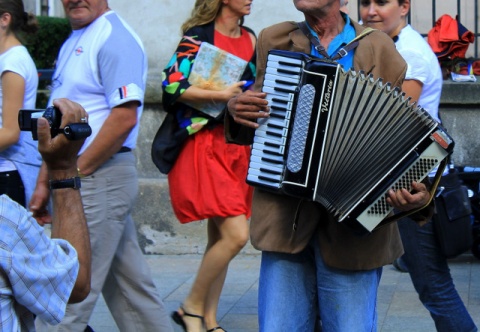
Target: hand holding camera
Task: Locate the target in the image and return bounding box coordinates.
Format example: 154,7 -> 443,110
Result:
18,103 -> 92,141
36,99 -> 90,172
28,99 -> 90,226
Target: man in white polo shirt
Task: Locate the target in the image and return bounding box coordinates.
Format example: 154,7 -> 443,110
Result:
31,0 -> 173,331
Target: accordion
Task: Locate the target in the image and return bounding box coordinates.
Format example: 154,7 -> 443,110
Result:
247,50 -> 454,233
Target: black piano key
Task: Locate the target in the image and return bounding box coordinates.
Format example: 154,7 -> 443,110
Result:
265,130 -> 282,138
278,60 -> 302,68
261,156 -> 284,164
259,167 -> 282,175
271,105 -> 287,112
264,141 -> 281,148
277,68 -> 300,76
274,86 -> 295,93
262,149 -> 283,158
267,122 -> 284,129
258,175 -> 279,183
275,78 -> 297,86
270,112 -> 286,119
271,98 -> 288,105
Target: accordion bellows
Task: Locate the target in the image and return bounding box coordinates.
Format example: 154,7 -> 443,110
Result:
247,50 -> 454,233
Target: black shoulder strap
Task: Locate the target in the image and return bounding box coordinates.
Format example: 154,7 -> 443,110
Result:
297,21 -> 330,58
331,26 -> 375,60
297,21 -> 375,61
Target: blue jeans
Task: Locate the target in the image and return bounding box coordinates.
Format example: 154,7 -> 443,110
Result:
258,237 -> 381,332
398,218 -> 477,332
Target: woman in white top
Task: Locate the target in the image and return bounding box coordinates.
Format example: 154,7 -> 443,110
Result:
0,0 -> 41,207
360,0 -> 442,120
360,1 -> 477,332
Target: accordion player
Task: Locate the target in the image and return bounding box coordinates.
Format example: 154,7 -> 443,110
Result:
246,49 -> 454,234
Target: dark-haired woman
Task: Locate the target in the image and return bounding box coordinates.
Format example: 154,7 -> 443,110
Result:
0,0 -> 41,207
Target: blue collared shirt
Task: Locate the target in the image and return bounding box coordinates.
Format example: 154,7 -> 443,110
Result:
306,13 -> 356,70
0,195 -> 79,331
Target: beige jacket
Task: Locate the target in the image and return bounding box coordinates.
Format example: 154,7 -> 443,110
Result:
226,20 -> 432,270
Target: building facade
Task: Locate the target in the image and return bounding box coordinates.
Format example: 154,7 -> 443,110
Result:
24,0 -> 479,103
21,0 -> 480,254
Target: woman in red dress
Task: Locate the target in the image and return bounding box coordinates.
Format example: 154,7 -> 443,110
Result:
162,1 -> 256,331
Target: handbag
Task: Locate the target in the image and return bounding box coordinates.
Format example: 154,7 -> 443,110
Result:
151,112 -> 189,175
433,168 -> 473,258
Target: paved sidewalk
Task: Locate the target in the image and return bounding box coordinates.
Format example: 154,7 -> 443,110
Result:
89,253 -> 480,332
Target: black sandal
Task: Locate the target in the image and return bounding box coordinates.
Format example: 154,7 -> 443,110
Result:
207,327 -> 227,332
171,306 -> 204,332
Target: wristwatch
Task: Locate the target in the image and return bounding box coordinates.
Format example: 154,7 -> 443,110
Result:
49,176 -> 81,190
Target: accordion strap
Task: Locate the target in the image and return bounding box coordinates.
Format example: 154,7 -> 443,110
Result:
379,157 -> 449,227
297,21 -> 375,61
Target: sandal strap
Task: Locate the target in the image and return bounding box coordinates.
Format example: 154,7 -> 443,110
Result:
207,327 -> 226,332
180,306 -> 204,320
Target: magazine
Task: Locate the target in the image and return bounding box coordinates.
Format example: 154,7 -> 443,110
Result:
186,42 -> 248,117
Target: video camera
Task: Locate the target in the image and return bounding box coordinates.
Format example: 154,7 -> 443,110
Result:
18,106 -> 92,141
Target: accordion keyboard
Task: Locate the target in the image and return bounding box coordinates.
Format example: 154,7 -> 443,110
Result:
247,54 -> 304,188
245,49 -> 455,234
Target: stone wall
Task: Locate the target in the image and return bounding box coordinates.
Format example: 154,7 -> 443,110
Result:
24,0 -> 478,104
438,81 -> 480,166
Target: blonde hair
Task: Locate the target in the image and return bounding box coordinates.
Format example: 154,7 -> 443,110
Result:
180,0 -> 244,34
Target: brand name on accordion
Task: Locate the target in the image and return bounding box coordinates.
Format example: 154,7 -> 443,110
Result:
321,79 -> 334,113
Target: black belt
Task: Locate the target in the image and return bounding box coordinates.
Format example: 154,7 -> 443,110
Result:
117,146 -> 132,153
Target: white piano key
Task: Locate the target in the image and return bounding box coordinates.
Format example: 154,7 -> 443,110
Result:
246,174 -> 281,188
263,80 -> 297,93
257,117 -> 270,127
262,86 -> 295,100
249,155 -> 285,170
266,60 -> 302,71
268,106 -> 289,116
261,116 -> 290,128
267,101 -> 293,114
256,123 -> 288,137
265,67 -> 301,80
266,93 -> 294,104
253,134 -> 287,146
253,142 -> 285,155
248,168 -> 283,182
269,110 -> 291,122
251,148 -> 285,163
249,160 -> 284,174
265,73 -> 300,85
267,54 -> 303,66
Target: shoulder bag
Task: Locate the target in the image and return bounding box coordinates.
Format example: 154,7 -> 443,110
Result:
433,168 -> 473,258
